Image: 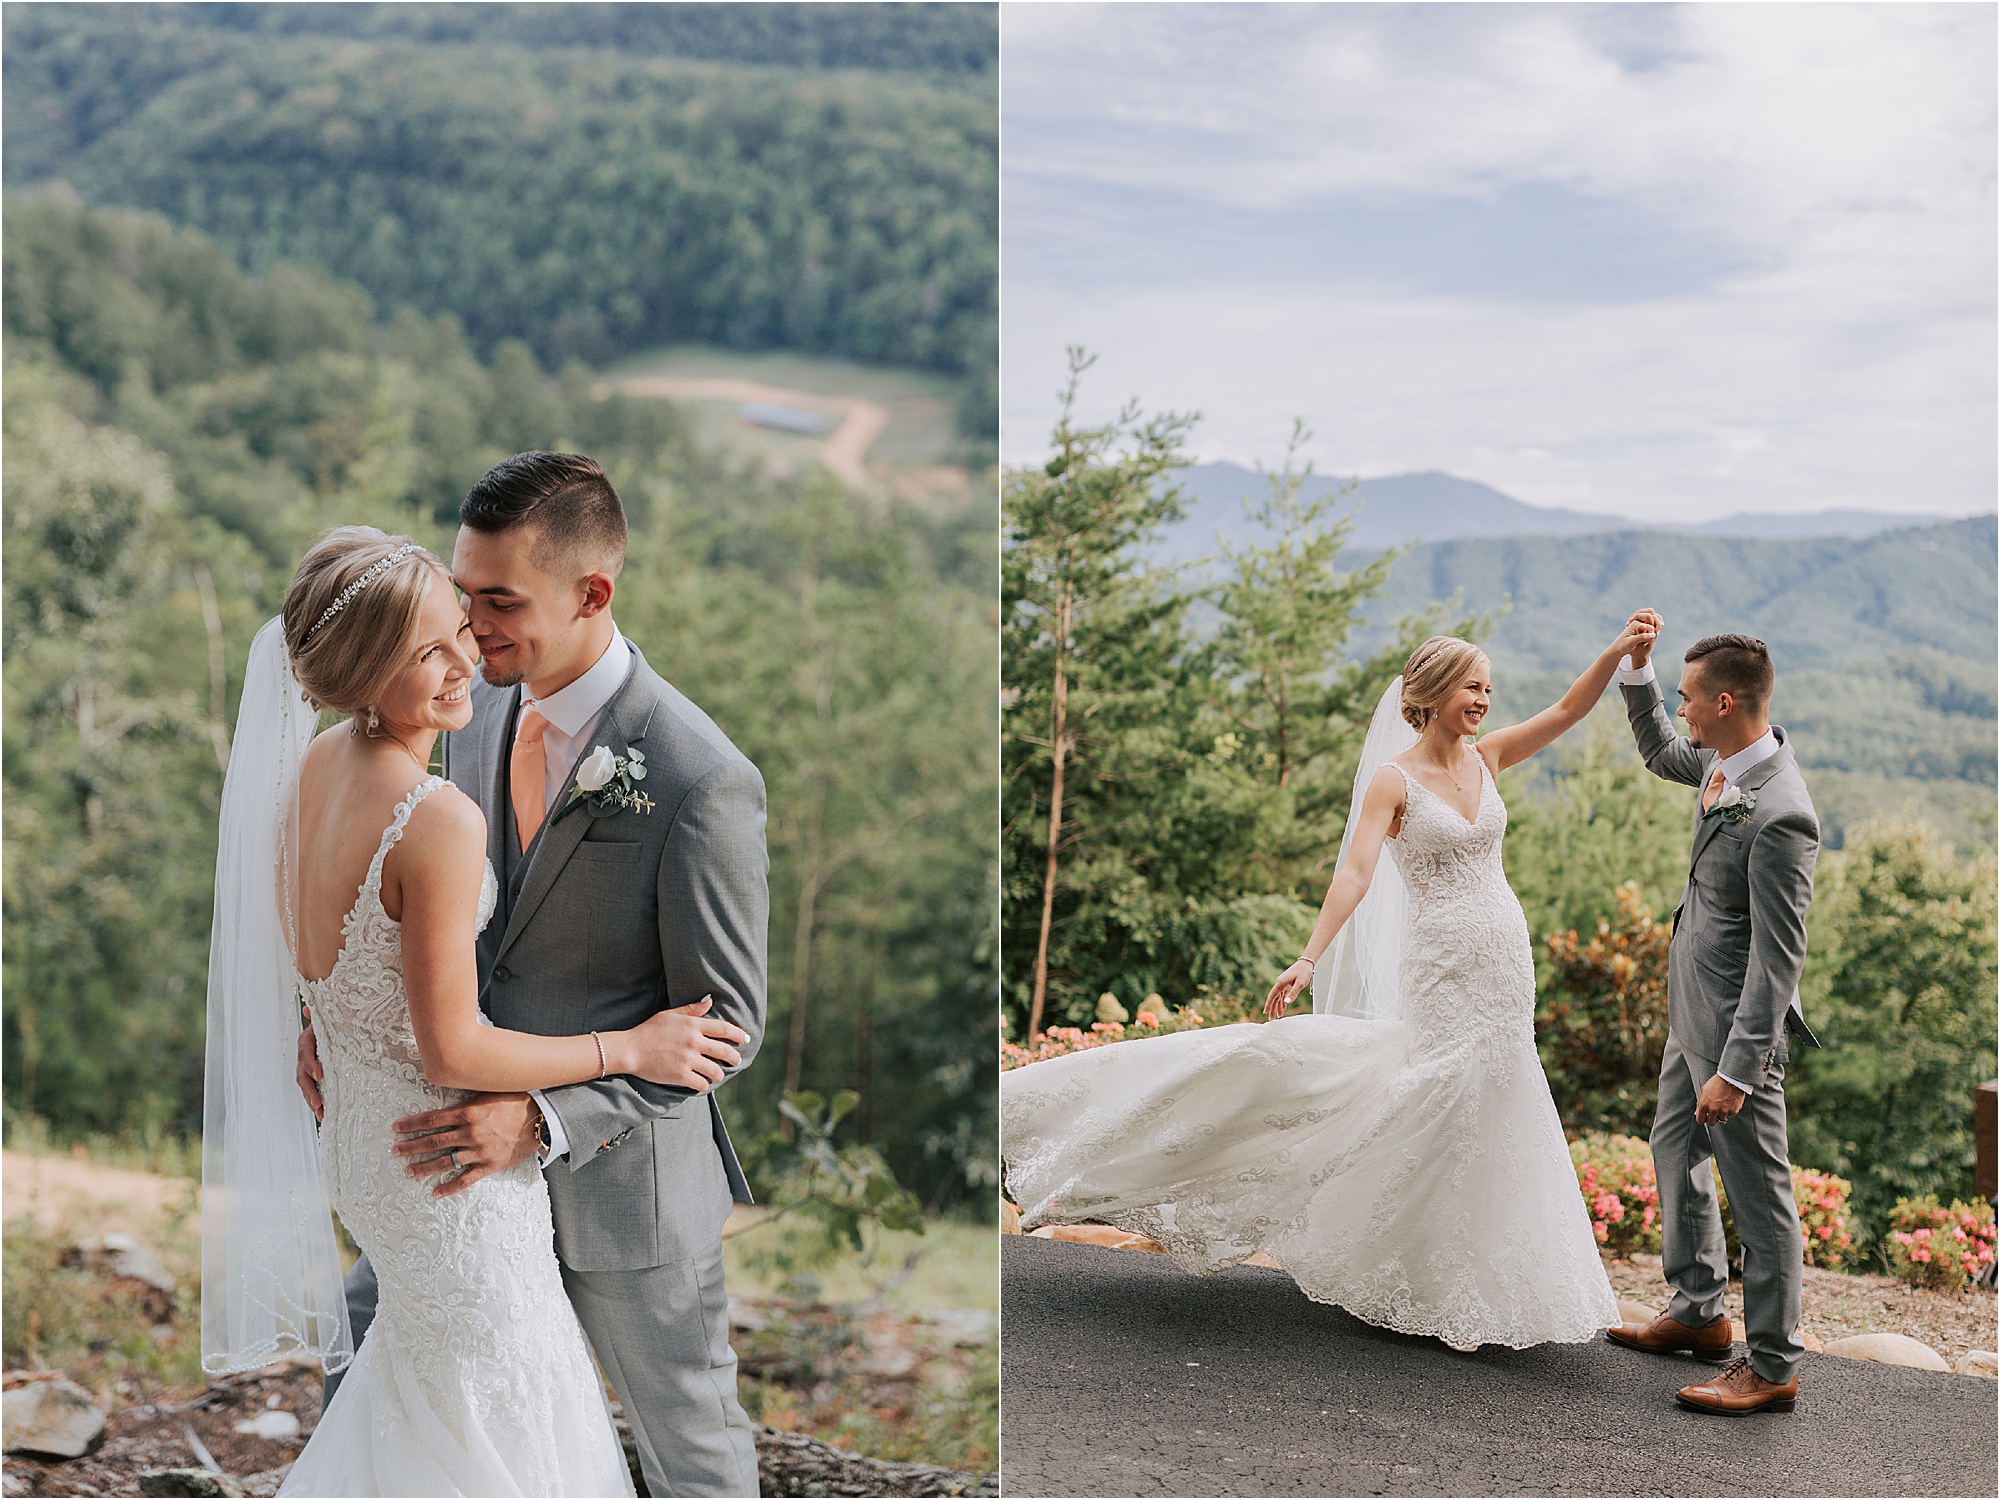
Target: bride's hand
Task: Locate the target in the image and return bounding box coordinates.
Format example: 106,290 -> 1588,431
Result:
1616,609 -> 1660,666
612,997 -> 750,1092
1264,960 -> 1314,1020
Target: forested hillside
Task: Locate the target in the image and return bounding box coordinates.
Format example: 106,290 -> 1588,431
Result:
1339,521 -> 1999,845
4,4 -> 997,434
3,195 -> 997,1213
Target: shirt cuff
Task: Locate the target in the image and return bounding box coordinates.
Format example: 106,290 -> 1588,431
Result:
1715,1071 -> 1754,1096
1618,655 -> 1657,686
528,1090 -> 570,1164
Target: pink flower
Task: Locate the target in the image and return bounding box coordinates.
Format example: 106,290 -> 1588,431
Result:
1817,1225 -> 1834,1240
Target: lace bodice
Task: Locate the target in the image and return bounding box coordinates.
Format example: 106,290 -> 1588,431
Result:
1385,758 -> 1537,1057
285,777 -> 631,1497
303,777 -> 497,1083
1386,757 -> 1507,903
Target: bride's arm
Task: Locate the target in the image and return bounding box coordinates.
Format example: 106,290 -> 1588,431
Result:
1474,616 -> 1658,774
393,792 -> 740,1093
1263,766 -> 1405,1018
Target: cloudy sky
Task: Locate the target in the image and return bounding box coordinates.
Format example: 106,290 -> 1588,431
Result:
1002,3 -> 1996,522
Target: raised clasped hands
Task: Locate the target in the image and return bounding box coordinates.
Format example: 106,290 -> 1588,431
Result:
1264,959 -> 1315,1020
1622,608 -> 1663,669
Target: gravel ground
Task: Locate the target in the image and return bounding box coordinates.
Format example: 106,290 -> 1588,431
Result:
1602,1253 -> 1997,1364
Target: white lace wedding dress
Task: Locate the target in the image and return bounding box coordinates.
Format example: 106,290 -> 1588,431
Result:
281,778 -> 634,1497
1003,759 -> 1619,1349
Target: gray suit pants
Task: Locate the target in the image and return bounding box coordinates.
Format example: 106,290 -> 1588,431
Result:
328,1248 -> 760,1497
1652,1034 -> 1806,1384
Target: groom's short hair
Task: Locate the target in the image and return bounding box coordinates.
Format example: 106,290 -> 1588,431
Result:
1684,634 -> 1773,713
461,452 -> 627,579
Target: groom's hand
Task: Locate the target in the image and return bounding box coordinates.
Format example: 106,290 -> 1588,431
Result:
1694,1074 -> 1747,1126
295,1011 -> 324,1124
1624,609 -> 1662,669
392,1093 -> 541,1198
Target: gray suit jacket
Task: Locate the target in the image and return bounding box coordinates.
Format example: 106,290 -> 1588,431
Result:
444,643 -> 769,1272
1623,678 -> 1822,1091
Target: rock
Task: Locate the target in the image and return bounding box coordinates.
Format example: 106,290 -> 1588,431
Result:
1799,1327 -> 1824,1352
1954,1350 -> 1998,1379
861,1342 -> 922,1378
231,1409 -> 300,1441
1617,1299 -> 1660,1327
727,1296 -> 769,1332
1095,993 -> 1129,1024
3,1377 -> 107,1459
1000,1199 -> 1020,1236
1823,1333 -> 1950,1371
917,1307 -> 996,1346
138,1470 -> 246,1497
1137,993 -> 1170,1021
239,1470 -> 293,1500
1037,1223 -> 1165,1252
1243,1252 -> 1284,1270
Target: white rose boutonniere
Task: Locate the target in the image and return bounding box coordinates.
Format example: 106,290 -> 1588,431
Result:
1715,783 -> 1756,825
557,743 -> 654,822
576,745 -> 618,792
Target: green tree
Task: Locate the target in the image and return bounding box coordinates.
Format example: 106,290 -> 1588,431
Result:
1789,818 -> 1999,1242
1001,349 -> 1194,1037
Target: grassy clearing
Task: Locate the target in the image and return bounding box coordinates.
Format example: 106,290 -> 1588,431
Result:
723,1214 -> 998,1314
607,343 -> 967,471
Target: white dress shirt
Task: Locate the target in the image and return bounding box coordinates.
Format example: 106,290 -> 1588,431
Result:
1619,656 -> 1778,1095
517,624 -> 635,1163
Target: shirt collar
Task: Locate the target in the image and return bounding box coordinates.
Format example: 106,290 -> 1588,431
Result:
1716,727 -> 1781,789
521,624 -> 631,739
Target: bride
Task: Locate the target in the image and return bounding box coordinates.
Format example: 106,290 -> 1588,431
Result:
1003,622 -> 1657,1352
202,528 -> 722,1494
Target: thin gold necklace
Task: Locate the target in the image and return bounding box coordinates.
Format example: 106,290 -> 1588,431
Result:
356,723 -> 429,774
1422,741 -> 1473,795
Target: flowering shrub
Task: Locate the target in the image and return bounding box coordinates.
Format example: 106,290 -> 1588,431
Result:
1569,1134 -> 1661,1256
999,1010 -> 1210,1071
1791,1167 -> 1857,1271
1571,1134 -> 1854,1269
1883,1196 -> 1997,1290
1540,884 -> 1672,1139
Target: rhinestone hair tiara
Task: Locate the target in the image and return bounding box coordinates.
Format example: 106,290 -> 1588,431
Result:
304,544 -> 421,644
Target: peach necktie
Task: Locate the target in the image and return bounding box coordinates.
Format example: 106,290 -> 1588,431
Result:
511,708 -> 550,852
1701,764 -> 1727,813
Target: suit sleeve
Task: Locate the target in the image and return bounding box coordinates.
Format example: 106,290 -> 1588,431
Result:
1717,806 -> 1818,1091
539,757 -> 770,1171
1621,678 -> 1706,788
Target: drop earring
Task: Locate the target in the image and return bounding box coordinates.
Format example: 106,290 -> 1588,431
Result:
366,706 -> 381,736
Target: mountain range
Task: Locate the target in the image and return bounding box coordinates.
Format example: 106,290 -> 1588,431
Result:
1163,463 -> 1961,568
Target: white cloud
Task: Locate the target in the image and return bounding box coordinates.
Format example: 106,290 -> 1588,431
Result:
1002,2 -> 1996,519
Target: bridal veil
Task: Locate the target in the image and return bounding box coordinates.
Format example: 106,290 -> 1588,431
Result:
1312,674 -> 1417,1024
200,617 -> 353,1375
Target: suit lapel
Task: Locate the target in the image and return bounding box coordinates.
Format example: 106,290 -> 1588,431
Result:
494,652 -> 652,963
485,685 -> 520,886
1689,730 -> 1794,871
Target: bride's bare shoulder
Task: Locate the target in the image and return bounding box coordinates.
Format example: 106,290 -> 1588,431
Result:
402,781 -> 486,849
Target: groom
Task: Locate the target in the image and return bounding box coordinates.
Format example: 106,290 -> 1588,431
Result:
1606,614 -> 1821,1417
302,452 -> 766,1494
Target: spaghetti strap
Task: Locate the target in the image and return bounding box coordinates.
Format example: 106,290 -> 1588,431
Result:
365,776 -> 447,891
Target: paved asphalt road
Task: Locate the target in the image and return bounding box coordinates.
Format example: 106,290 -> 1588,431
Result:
1002,1237 -> 1999,1497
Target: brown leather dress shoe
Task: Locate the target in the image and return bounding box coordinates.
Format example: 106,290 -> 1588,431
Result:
1675,1356 -> 1798,1416
1605,1311 -> 1735,1360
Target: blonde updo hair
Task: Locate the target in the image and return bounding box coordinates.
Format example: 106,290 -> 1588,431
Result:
281,527 -> 447,721
1400,635 -> 1487,732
